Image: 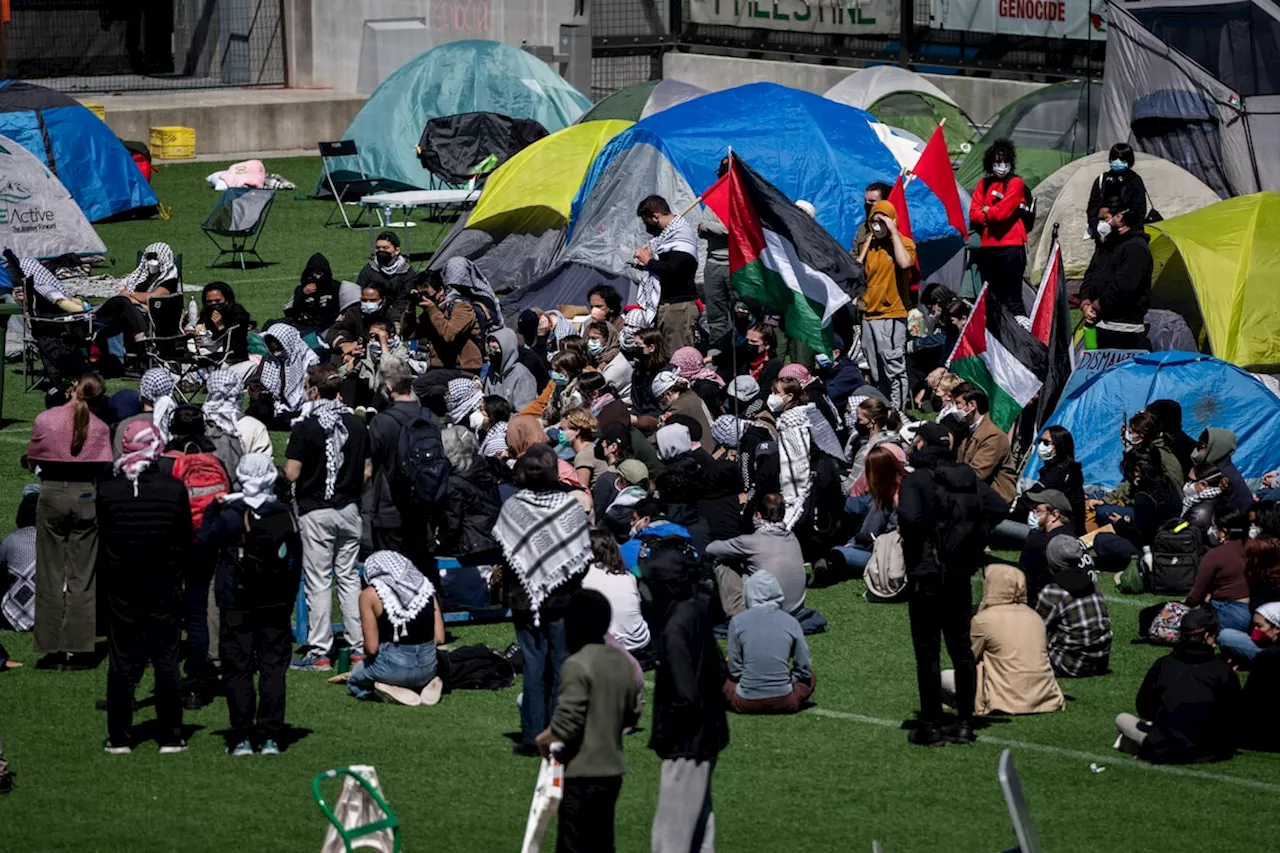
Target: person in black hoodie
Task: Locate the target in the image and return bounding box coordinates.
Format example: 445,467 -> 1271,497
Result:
357,231 -> 415,315
897,422 -> 1005,746
1086,143 -> 1148,237
646,510 -> 729,853
198,282 -> 253,367
439,424 -> 501,560
1145,399 -> 1197,478
1114,607 -> 1240,764
282,253 -> 342,336
1012,426 -> 1086,535
1079,199 -> 1153,350
99,421 -> 193,754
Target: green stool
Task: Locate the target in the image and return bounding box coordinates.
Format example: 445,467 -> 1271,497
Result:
312,767 -> 401,853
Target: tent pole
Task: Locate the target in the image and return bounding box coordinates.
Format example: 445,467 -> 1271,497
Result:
1085,6 -> 1094,152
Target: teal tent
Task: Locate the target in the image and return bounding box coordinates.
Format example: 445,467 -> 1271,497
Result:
317,40 -> 590,195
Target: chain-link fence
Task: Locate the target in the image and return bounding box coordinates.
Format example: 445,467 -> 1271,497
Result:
3,0 -> 286,93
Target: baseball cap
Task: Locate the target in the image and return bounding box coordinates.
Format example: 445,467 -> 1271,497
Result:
617,459 -> 649,486
915,422 -> 952,448
1026,488 -> 1073,516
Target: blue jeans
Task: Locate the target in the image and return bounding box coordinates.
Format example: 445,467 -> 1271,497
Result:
1210,600 -> 1251,633
830,545 -> 872,574
517,619 -> 568,746
1218,628 -> 1259,662
347,642 -> 438,700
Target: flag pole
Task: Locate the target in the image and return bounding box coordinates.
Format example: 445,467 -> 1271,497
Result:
723,146 -> 741,427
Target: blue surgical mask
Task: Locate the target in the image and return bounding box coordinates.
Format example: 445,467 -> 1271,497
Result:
551,371 -> 567,386
587,338 -> 604,356
360,300 -> 382,314
1109,159 -> 1128,172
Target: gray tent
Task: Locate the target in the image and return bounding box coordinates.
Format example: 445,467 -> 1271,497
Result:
1100,0 -> 1280,195
0,133 -> 105,258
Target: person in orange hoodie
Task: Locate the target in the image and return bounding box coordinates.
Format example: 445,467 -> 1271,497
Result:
969,138 -> 1030,320
857,199 -> 916,410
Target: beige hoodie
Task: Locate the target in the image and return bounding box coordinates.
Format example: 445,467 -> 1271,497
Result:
971,564 -> 1065,716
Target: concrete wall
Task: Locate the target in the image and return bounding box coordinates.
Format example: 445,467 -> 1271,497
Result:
284,0 -> 587,92
663,53 -> 1045,123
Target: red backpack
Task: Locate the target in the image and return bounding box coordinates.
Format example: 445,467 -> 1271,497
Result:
165,450 -> 231,535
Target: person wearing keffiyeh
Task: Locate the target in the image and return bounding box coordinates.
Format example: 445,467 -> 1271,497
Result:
345,551 -> 445,705
633,195 -> 699,349
95,241 -> 179,354
256,323 -> 319,423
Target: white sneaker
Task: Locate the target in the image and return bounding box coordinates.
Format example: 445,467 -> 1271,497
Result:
419,677 -> 444,706
158,741 -> 188,755
374,682 -> 422,706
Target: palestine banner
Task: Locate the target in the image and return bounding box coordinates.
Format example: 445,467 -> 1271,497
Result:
946,283 -> 1048,431
1030,230 -> 1074,430
702,154 -> 855,353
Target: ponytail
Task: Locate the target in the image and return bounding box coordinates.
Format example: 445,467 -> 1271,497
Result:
70,373 -> 105,456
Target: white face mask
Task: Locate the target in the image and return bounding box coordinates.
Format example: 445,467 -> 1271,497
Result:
1249,524 -> 1261,539
766,393 -> 786,413
468,409 -> 485,431
937,402 -> 959,421
992,163 -> 1012,178
1096,220 -> 1112,240
587,338 -> 604,356
1027,510 -> 1041,530
360,300 -> 382,315
1124,429 -> 1140,446
1036,441 -> 1055,462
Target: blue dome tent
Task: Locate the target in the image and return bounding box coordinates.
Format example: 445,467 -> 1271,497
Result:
1022,351 -> 1280,492
0,81 -> 157,222
317,40 -> 590,196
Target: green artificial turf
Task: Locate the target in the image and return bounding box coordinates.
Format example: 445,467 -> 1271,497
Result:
0,160 -> 1275,852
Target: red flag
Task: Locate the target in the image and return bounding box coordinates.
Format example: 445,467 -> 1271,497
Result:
887,174 -> 914,244
913,124 -> 968,238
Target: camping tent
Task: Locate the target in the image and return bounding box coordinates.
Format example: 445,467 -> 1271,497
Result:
824,66 -> 978,159
505,83 -> 964,314
427,120 -> 633,290
1025,151 -> 1220,281
0,134 -> 106,257
956,80 -> 1102,190
1099,0 -> 1280,196
1146,193 -> 1280,369
415,112 -> 548,185
1022,351 -> 1280,491
318,40 -> 590,195
0,81 -> 156,222
579,80 -> 707,123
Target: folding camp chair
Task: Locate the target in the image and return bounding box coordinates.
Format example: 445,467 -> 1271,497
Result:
319,140 -> 381,229
135,250 -> 184,287
202,188 -> 275,269
137,293 -> 207,401
16,267 -> 92,393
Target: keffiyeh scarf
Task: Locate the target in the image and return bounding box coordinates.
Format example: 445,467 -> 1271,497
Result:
365,550 -> 436,642
114,423 -> 163,496
372,253 -> 411,277
223,452 -> 278,510
670,346 -> 725,387
479,421 -> 509,458
202,369 -> 244,437
262,323 -> 320,413
636,214 -> 697,326
1183,485 -> 1223,514
292,399 -> 350,500
118,241 -> 178,292
140,368 -> 177,445
443,256 -> 503,328
494,489 -> 591,627
777,405 -> 814,530
753,517 -> 790,536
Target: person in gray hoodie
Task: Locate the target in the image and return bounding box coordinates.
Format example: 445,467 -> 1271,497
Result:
722,570 -> 814,714
1193,427 -> 1252,513
483,327 -> 537,413
706,492 -> 806,618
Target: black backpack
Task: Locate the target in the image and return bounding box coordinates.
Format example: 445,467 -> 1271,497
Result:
236,506 -> 300,607
444,644 -> 515,691
1146,519 -> 1203,595
636,532 -> 702,601
387,407 -> 451,506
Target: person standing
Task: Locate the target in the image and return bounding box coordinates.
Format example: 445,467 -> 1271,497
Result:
858,199 -> 916,410
647,516 -> 729,853
1079,200 -> 1153,350
99,422 -> 192,754
286,364 -> 370,671
200,454 -> 300,756
536,589 -> 641,853
28,373 -> 113,671
633,195 -> 700,352
969,138 -> 1029,320
1086,143 -> 1148,237
898,422 -> 1004,746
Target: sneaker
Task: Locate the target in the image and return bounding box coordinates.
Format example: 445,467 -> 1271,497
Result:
906,723 -> 945,747
290,653 -> 332,672
374,682 -> 422,706
259,739 -> 281,756
104,740 -> 132,755
228,740 -> 254,757
349,653 -> 365,666
158,741 -> 188,755
511,742 -> 541,758
941,720 -> 976,745
419,676 -> 444,706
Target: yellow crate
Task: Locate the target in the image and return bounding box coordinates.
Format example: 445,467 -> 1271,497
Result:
82,102 -> 106,121
149,125 -> 196,159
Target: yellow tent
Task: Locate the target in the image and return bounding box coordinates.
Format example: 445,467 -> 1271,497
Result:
469,119 -> 632,227
1148,192 -> 1280,370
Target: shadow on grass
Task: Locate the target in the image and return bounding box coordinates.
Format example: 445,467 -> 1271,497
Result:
210,724 -> 315,751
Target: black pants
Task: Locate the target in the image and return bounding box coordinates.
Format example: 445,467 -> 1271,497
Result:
908,572 -> 976,722
34,327 -> 88,389
220,606 -> 292,745
183,554 -> 216,680
95,295 -> 149,346
107,598 -> 182,745
1095,326 -> 1150,351
245,398 -> 301,431
372,521 -> 440,589
975,245 -> 1027,316
558,775 -> 622,853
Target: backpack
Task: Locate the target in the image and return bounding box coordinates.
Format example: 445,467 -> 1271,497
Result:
166,450 -> 231,534
863,529 -> 908,602
236,505 -> 300,607
205,422 -> 244,487
1140,601 -> 1190,645
929,468 -> 994,576
444,643 -> 515,690
387,407 -> 451,506
1146,519 -> 1202,595
636,532 -> 701,594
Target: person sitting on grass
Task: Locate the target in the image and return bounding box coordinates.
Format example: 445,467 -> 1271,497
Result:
1239,602 -> 1280,752
249,323 -> 321,430
1113,606 -> 1240,764
723,570 -> 814,715
706,492 -> 806,619
1035,538 -> 1112,678
944,564 -> 1064,717
348,551 -> 445,706
1018,488 -> 1078,605
582,527 -> 654,669
536,588 -> 642,853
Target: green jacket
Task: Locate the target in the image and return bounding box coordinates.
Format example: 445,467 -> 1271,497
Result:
550,644 -> 641,779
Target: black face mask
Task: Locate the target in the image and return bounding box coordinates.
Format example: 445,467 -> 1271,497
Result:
594,442 -> 608,461
375,250 -> 394,266
855,422 -> 871,439
864,202 -> 874,220
644,220 -> 662,236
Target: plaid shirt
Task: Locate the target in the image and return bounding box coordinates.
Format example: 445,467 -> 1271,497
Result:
1035,584 -> 1112,677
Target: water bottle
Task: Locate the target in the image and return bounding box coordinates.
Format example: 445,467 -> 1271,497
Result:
186,296 -> 199,329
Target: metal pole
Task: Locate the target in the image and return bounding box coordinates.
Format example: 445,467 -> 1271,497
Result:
899,0 -> 913,67
279,0 -> 290,88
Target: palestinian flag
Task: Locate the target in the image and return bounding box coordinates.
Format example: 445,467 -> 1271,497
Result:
702,154 -> 855,352
946,284 -> 1047,431
1030,233 -> 1074,429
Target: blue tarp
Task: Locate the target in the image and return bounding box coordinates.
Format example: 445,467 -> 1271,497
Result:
1022,351 -> 1280,491
322,40 -> 590,194
570,82 -> 960,251
0,81 -> 156,222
